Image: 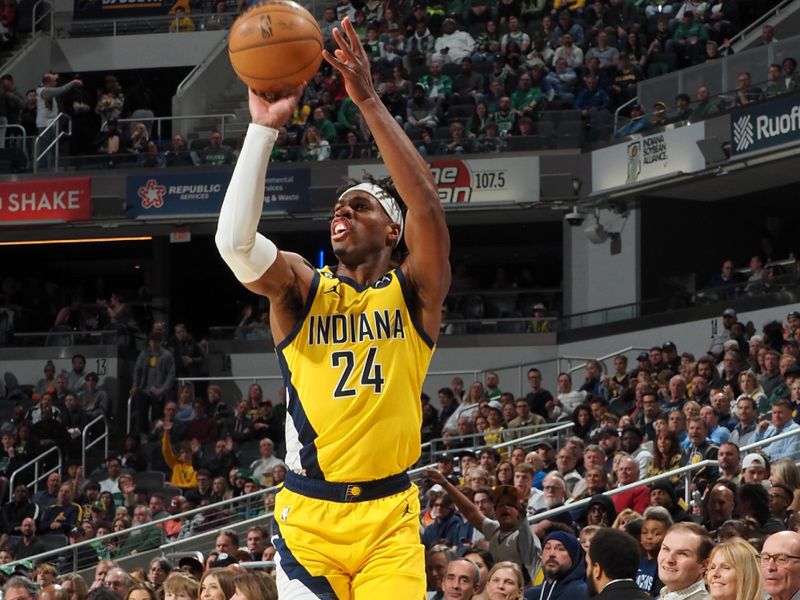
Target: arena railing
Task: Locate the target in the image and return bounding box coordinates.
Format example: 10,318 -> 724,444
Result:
423,422 -> 566,463
31,0 -> 53,36
636,33 -> 800,115
408,421 -> 574,482
116,113 -> 239,141
68,14 -> 232,37
32,113 -> 71,174
530,423 -> 800,523
81,416 -> 109,477
4,483 -> 279,573
7,446 -> 62,502
727,0 -> 796,51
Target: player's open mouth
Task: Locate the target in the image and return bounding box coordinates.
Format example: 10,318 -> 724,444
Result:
332,219 -> 350,241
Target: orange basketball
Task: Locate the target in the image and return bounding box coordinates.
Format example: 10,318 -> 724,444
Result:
228,0 -> 324,96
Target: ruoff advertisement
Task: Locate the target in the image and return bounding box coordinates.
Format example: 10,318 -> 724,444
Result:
348,156 -> 540,204
0,177 -> 92,224
731,94 -> 800,155
591,123 -> 706,193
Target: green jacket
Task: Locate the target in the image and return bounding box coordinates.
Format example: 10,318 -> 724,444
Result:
419,74 -> 453,97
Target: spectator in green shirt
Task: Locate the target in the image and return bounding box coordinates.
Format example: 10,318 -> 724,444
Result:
311,107 -> 337,143
510,72 -> 542,118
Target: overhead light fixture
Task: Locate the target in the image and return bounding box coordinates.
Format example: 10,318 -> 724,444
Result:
584,222 -> 609,244
0,236 -> 153,247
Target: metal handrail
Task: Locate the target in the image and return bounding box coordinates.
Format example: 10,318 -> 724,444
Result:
561,346 -> 653,376
116,113 -> 238,142
728,0 -> 794,49
531,421 -> 800,523
740,422 -> 800,454
529,459 -> 720,522
5,482 -> 279,570
31,0 -> 53,36
81,416 -> 109,474
1,124 -> 27,137
7,446 -> 62,502
32,112 -> 71,173
614,96 -> 638,132
408,421 -> 574,480
176,34 -> 230,96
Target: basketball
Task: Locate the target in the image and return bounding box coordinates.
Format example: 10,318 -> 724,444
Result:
228,0 -> 324,96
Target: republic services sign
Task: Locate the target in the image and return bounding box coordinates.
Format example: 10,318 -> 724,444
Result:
0,177 -> 92,224
731,95 -> 800,155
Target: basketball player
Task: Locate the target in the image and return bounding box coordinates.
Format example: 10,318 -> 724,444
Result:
215,16 -> 450,600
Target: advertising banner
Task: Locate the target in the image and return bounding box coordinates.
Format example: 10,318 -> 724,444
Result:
126,169 -> 310,218
591,123 -> 706,193
348,156 -> 540,204
730,93 -> 800,155
0,177 -> 92,224
73,0 -> 173,19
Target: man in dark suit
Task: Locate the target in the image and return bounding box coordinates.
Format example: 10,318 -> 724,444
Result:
587,528 -> 651,599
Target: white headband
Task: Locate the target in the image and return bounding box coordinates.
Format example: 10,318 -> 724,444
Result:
338,182 -> 404,247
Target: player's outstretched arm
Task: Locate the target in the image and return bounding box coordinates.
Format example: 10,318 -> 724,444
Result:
324,18 -> 451,337
216,87 -> 314,337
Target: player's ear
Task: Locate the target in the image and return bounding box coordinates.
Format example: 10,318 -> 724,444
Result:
387,222 -> 401,246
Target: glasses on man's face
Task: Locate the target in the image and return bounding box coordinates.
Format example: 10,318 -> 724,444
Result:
759,553 -> 800,567
432,502 -> 445,508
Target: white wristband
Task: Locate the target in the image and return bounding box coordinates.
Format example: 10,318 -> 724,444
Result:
215,123 -> 280,283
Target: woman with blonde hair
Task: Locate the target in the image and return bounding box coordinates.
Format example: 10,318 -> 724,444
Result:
230,571 -> 277,600
706,538 -> 763,600
770,457 -> 800,512
738,370 -> 767,410
485,561 -> 524,600
612,508 -> 642,530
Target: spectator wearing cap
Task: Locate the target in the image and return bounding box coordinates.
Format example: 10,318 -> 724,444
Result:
421,491 -> 463,549
612,102 -> 649,139
742,452 -> 769,484
661,342 -> 679,374
483,401 -> 506,447
177,556 -> 203,581
755,399 -> 800,460
432,19 -> 476,64
130,332 -> 175,436
59,526 -> 99,572
431,468 -> 540,584
650,481 -> 693,523
524,531 -> 586,600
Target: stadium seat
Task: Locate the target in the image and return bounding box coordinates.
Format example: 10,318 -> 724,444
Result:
434,125 -> 453,140
445,104 -> 475,123
560,110 -> 582,121
134,471 -> 166,492
505,135 -> 542,151
237,439 -> 261,466
555,134 -> 582,148
37,534 -> 69,551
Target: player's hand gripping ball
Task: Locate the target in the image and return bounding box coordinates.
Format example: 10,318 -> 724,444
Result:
228,0 -> 324,98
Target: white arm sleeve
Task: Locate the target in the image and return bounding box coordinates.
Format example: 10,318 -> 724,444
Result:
215,123 -> 280,283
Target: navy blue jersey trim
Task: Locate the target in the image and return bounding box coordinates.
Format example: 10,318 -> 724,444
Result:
273,519 -> 340,599
275,269 -> 320,353
395,268 -> 435,349
277,351 -> 323,479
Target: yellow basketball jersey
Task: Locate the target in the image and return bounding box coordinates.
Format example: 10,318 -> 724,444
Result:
276,267 -> 435,483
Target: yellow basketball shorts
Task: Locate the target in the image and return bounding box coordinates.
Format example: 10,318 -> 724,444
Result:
272,471 -> 425,600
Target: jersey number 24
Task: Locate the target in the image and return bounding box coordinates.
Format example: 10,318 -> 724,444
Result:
331,347 -> 385,398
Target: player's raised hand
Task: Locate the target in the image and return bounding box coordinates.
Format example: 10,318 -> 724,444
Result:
323,17 -> 375,104
248,85 -> 305,130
